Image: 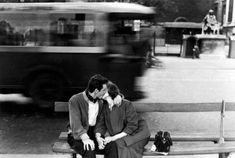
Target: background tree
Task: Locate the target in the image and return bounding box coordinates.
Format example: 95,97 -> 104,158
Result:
130,0 -> 215,22
2,0 -> 215,23
130,0 -> 177,22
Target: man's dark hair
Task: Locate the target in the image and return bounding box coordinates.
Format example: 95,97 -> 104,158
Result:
87,74 -> 108,93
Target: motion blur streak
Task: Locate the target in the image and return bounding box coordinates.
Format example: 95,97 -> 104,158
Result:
0,93 -> 32,104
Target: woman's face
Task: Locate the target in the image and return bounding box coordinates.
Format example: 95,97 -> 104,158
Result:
95,84 -> 108,99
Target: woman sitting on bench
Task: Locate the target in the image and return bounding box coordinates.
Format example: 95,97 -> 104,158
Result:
95,82 -> 150,158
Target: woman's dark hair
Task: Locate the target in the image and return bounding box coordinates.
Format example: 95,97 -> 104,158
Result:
87,74 -> 108,93
107,82 -> 120,100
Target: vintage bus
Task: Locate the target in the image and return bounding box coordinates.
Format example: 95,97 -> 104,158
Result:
0,2 -> 155,106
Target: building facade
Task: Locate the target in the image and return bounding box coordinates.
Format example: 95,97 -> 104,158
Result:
220,0 -> 235,35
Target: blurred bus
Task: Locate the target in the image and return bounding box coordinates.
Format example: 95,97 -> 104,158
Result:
0,2 -> 155,106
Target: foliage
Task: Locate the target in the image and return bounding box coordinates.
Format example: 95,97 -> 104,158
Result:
0,0 -> 215,22
130,0 -> 178,20
130,0 -> 215,22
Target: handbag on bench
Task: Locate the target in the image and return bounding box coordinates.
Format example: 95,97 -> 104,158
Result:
151,131 -> 173,153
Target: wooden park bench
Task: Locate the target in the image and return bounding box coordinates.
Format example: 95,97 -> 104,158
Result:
52,100 -> 235,158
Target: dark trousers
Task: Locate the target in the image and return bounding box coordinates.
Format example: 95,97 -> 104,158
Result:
67,126 -> 118,158
204,26 -> 213,34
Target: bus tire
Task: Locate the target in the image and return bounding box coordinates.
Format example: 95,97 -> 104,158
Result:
28,73 -> 63,108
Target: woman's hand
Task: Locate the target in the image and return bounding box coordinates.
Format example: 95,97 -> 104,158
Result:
113,95 -> 122,106
104,136 -> 114,145
104,132 -> 127,145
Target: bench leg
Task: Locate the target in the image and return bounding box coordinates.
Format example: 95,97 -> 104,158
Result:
71,153 -> 76,158
219,153 -> 230,158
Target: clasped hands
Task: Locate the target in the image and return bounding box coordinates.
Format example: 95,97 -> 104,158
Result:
96,136 -> 115,149
96,132 -> 127,150
82,136 -> 114,150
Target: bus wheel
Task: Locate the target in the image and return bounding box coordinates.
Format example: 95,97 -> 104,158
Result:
28,73 -> 63,108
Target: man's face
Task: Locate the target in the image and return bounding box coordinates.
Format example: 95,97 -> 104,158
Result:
95,84 -> 107,99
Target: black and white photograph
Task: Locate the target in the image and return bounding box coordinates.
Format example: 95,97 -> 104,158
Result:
0,0 -> 235,158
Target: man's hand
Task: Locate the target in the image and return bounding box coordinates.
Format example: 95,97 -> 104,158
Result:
96,136 -> 105,149
104,132 -> 127,145
150,144 -> 157,151
104,136 -> 114,145
82,138 -> 95,151
113,95 -> 122,106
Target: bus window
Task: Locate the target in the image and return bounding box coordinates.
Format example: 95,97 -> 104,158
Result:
0,13 -> 50,46
49,13 -> 104,46
0,12 -> 104,47
108,17 -> 153,56
0,20 -> 24,46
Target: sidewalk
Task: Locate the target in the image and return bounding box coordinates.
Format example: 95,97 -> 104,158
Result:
0,154 -> 220,158
154,45 -> 230,57
137,56 -> 235,103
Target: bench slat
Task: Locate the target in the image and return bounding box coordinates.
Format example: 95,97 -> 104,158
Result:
52,141 -> 235,156
134,102 -> 235,112
58,132 -> 235,142
55,102 -> 235,112
53,141 -> 75,153
145,142 -> 235,155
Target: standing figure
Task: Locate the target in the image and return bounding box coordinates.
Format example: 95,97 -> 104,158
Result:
202,9 -> 218,34
192,39 -> 200,59
95,82 -> 150,158
67,74 -> 122,158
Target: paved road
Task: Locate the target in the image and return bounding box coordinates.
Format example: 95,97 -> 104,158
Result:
137,57 -> 235,103
136,56 -> 235,136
